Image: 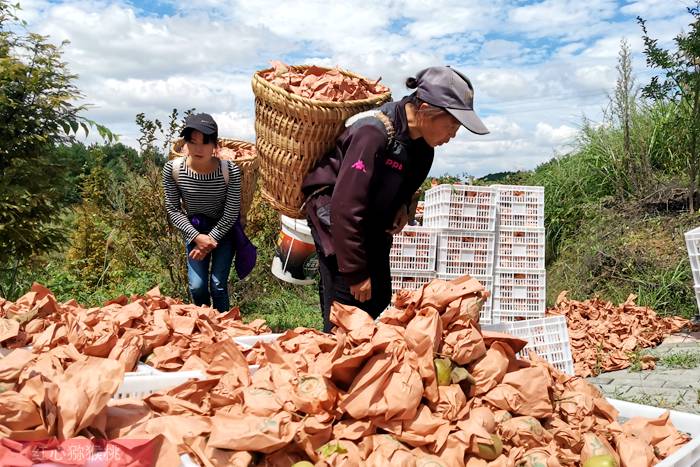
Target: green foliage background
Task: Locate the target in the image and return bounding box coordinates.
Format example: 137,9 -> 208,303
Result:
2,0 -> 700,331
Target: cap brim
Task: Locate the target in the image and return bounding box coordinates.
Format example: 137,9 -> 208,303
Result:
446,108 -> 490,135
180,123 -> 217,136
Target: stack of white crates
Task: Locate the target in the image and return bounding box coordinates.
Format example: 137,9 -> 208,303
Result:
684,226 -> 700,312
390,226 -> 439,293
492,185 -> 546,322
389,183 -> 546,324
391,185 -> 498,323
389,184 -> 576,373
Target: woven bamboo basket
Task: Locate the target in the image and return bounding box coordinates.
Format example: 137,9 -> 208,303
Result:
252,66 -> 392,218
169,138 -> 259,223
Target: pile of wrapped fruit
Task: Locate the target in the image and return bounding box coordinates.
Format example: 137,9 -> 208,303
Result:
0,278 -> 692,466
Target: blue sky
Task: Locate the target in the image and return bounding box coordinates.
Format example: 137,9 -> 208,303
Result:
20,0 -> 696,176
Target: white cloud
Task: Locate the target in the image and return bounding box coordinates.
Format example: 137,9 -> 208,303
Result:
482,116 -> 524,139
432,136 -> 553,176
574,64 -> 617,91
582,35 -> 642,59
534,122 -> 578,146
508,0 -> 619,40
480,39 -> 523,60
33,2 -> 292,82
474,69 -> 534,101
401,1 -> 503,40
12,0 -> 698,177
211,111 -> 256,142
621,0 -> 681,19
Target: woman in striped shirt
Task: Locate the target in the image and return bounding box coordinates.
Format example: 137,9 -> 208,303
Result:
162,113 -> 242,312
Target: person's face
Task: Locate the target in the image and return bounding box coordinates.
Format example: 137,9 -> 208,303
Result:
419,105 -> 462,148
186,130 -> 215,159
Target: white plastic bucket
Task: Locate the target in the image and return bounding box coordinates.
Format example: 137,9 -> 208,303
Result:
270,215 -> 318,285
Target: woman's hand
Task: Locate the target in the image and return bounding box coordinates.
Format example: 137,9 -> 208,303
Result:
350,278 -> 372,302
190,235 -> 217,260
194,234 -> 217,250
189,246 -> 208,261
387,205 -> 409,234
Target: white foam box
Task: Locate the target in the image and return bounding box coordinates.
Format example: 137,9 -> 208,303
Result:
233,333 -> 284,349
115,370 -> 205,399
609,399 -> 700,467
0,347 -> 160,376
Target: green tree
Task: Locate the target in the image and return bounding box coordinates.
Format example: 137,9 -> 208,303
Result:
66,149 -> 113,285
116,110 -> 192,298
638,5 -> 700,211
0,1 -> 112,298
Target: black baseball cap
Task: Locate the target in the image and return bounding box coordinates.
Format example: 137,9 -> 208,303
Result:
180,113 -> 218,136
413,66 -> 489,135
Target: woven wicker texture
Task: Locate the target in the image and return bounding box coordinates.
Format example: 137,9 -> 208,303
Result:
169,138 -> 259,222
252,66 -> 391,218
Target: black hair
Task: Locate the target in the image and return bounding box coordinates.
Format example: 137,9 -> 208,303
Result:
182,127 -> 218,145
405,76 -> 419,89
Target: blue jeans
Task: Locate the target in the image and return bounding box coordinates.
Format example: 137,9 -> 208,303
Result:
186,230 -> 235,312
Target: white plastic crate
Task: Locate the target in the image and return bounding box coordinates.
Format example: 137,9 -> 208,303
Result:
496,227 -> 545,270
0,349 -> 159,378
483,315 -> 573,375
391,271 -> 436,294
114,371 -> 205,399
494,184 -> 544,228
492,269 -> 546,321
437,231 -> 495,277
0,345 -> 30,357
609,399 -> 700,466
389,226 -> 438,272
115,365 -> 260,400
1,353 -> 160,376
233,333 -> 283,349
125,362 -> 161,377
423,185 -> 497,231
685,226 -> 700,285
437,273 -> 493,324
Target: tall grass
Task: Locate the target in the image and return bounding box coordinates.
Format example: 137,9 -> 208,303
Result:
517,101 -> 683,262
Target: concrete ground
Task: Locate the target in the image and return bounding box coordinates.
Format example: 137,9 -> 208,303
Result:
587,332 -> 700,414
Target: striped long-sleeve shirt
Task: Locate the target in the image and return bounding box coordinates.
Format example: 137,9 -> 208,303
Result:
162,158 -> 242,245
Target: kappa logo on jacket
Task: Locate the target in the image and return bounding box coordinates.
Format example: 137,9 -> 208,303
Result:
385,158 -> 403,171
351,160 -> 367,173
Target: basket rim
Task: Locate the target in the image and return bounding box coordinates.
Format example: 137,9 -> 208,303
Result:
252,65 -> 392,109
170,137 -> 257,162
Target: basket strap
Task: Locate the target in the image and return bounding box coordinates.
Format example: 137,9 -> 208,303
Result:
302,111 -> 396,211
172,156 -> 185,185
374,111 -> 395,142
344,110 -> 395,143
220,159 -> 229,186
171,156 -> 187,211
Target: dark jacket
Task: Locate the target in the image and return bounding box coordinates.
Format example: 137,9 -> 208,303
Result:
302,96 -> 434,285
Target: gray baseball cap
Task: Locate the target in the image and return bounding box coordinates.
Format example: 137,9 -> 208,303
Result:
181,113 -> 218,136
413,66 -> 489,135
